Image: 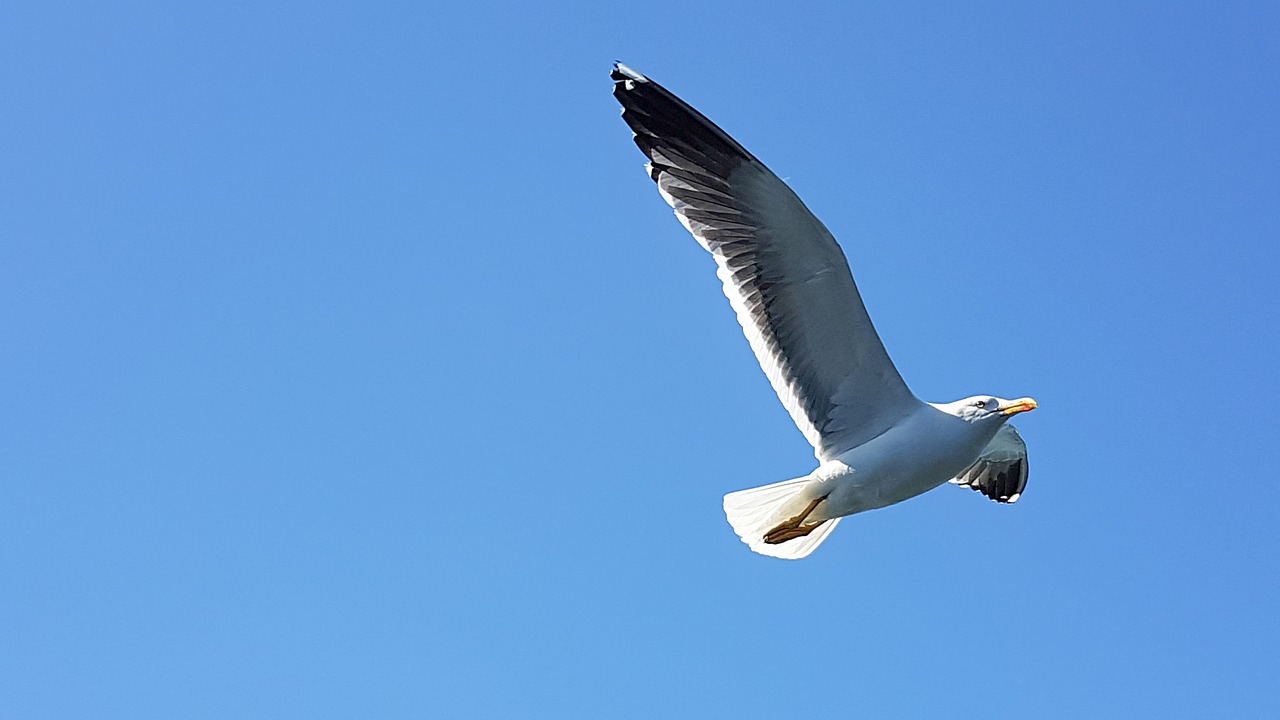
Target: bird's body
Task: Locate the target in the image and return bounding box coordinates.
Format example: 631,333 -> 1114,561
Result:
811,405 -> 1007,522
612,63 -> 1039,559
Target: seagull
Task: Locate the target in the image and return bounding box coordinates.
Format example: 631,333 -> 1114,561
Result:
612,63 -> 1039,560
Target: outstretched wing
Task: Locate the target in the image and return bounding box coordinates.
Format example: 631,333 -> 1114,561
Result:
951,424 -> 1030,503
612,63 -> 920,460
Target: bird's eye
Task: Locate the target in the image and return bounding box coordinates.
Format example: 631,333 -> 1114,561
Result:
973,399 -> 986,408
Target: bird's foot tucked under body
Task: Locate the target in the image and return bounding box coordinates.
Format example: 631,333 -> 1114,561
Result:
762,496 -> 828,544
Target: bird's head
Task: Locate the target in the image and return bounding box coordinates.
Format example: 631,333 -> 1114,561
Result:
937,395 -> 1038,424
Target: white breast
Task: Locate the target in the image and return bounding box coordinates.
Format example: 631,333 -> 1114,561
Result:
816,406 -> 997,518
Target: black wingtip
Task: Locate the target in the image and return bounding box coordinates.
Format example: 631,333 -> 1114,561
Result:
611,62 -> 648,84
610,63 -> 757,168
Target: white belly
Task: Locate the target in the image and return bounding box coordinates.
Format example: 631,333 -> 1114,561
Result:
806,407 -> 998,521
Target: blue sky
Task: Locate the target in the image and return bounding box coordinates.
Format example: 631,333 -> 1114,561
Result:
3,1 -> 1278,717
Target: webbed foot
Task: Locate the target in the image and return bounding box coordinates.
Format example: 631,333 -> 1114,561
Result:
762,496 -> 828,544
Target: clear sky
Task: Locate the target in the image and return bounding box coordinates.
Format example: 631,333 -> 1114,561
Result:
3,1 -> 1278,717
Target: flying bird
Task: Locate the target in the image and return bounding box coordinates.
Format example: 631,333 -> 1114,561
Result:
612,63 -> 1039,559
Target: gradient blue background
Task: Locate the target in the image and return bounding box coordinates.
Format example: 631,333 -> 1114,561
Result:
4,1 -> 1278,717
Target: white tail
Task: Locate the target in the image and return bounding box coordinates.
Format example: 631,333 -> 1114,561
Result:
723,478 -> 841,560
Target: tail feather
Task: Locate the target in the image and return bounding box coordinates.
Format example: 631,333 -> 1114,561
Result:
723,478 -> 840,560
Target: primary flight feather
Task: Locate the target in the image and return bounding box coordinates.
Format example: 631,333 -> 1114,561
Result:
612,63 -> 1038,559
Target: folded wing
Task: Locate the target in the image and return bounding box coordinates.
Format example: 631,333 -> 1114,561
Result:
612,63 -> 920,460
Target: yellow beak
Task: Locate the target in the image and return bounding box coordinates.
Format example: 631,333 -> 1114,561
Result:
1000,397 -> 1039,416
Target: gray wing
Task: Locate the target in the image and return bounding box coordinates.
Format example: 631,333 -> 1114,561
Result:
951,424 -> 1030,503
612,63 -> 920,460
